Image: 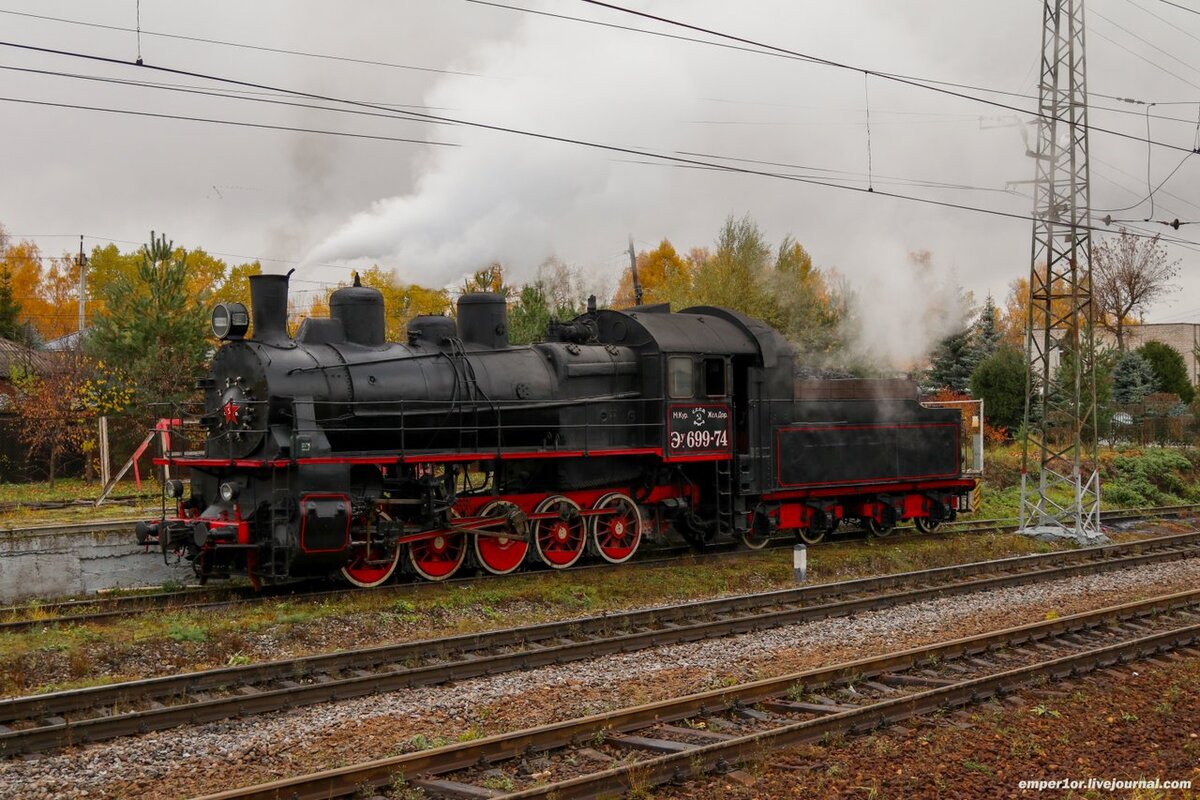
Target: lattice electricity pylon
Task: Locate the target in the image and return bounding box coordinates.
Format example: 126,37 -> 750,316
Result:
1019,0 -> 1101,539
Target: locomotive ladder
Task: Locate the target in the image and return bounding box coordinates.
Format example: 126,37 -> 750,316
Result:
266,476 -> 292,580
714,459 -> 735,534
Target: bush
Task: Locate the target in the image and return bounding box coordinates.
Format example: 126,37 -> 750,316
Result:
1104,449 -> 1195,506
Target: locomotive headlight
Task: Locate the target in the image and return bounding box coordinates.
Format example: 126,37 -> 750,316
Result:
211,303 -> 250,340
165,479 -> 184,499
219,482 -> 239,502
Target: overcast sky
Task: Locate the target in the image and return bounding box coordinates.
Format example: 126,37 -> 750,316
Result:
3,0 -> 1200,346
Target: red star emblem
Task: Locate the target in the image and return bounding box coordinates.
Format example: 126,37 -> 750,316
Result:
222,400 -> 240,424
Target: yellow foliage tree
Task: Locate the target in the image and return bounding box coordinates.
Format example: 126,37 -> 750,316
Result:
612,240 -> 694,308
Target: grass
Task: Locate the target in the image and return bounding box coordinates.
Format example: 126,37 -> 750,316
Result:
0,478 -> 160,528
0,528 -> 1060,698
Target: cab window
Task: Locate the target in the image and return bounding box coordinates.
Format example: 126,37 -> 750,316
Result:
668,356 -> 694,398
703,357 -> 727,397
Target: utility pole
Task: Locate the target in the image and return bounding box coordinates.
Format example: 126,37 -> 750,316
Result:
627,236 -> 643,306
1020,0 -> 1101,541
77,234 -> 87,334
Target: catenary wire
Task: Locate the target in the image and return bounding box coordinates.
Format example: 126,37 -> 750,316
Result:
0,8 -> 483,78
3,39 -> 1199,253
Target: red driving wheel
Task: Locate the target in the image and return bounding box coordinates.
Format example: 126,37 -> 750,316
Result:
533,495 -> 586,569
590,492 -> 643,564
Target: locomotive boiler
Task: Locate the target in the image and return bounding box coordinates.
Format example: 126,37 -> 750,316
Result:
138,272 -> 976,587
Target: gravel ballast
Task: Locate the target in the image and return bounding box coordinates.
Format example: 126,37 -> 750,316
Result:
7,556 -> 1200,799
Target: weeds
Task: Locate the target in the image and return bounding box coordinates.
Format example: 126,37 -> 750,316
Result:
166,622 -> 208,643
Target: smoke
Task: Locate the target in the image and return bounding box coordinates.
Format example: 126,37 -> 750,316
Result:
302,1 -> 1019,370
839,248 -> 974,373
304,5 -> 696,284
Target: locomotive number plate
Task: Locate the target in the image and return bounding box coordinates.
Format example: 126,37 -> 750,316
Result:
667,404 -> 731,456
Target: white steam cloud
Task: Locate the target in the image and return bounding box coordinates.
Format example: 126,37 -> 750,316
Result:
305,6 -> 694,283
304,1 -> 1019,370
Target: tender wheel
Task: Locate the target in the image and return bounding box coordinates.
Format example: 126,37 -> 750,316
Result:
796,526 -> 826,545
341,528 -> 402,588
741,527 -> 771,550
590,493 -> 643,564
866,517 -> 896,537
533,495 -> 587,569
473,500 -> 530,575
914,517 -> 941,534
407,523 -> 467,581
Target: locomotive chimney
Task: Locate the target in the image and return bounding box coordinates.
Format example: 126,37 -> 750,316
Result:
249,271 -> 292,343
456,292 -> 509,349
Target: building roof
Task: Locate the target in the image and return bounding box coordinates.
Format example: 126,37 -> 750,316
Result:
44,328 -> 90,351
0,337 -> 53,377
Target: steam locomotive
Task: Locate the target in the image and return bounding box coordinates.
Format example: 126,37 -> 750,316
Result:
137,272 -> 976,587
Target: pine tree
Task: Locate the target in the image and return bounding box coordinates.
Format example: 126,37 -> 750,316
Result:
969,293 -> 1002,366
926,327 -> 975,392
87,232 -> 210,405
1111,351 -> 1157,404
0,266 -> 20,341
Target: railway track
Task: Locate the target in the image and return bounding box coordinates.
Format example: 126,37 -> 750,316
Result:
1,503 -> 1195,634
2,528 -> 1200,756
196,587 -> 1200,800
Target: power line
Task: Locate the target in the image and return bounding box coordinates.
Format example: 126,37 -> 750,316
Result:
1156,0 -> 1200,16
1091,7 -> 1200,86
0,95 -> 458,148
474,0 -> 1200,126
0,63 -> 451,119
3,39 -> 1199,252
0,8 -> 483,78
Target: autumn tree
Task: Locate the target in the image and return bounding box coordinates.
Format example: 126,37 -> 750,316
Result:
88,232 -> 211,405
461,262 -> 510,297
1093,229 -> 1178,351
687,215 -> 776,319
0,237 -> 83,342
1001,269 -> 1083,350
10,352 -> 94,484
210,261 -> 263,312
612,240 -> 693,308
771,236 -> 846,358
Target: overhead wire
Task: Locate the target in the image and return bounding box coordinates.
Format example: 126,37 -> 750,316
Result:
1156,0 -> 1200,16
0,8 -> 483,78
0,95 -> 459,148
0,63 -> 447,114
2,39 -> 1198,252
471,0 -> 1200,125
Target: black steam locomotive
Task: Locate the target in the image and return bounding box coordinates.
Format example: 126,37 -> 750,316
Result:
138,272 -> 976,587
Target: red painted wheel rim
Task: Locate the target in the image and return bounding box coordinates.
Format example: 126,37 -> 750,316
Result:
409,532 -> 466,580
475,535 -> 528,574
341,542 -> 400,587
473,500 -> 530,575
592,493 -> 642,564
535,497 -> 585,568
